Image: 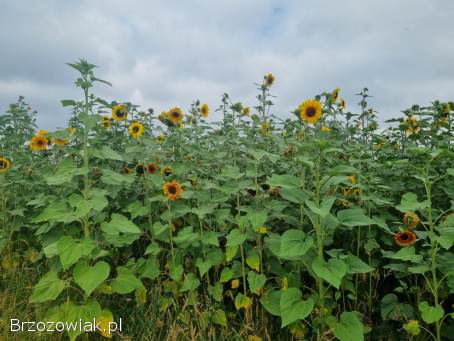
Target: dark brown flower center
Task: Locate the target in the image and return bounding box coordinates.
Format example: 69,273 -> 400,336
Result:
136,165 -> 145,174
168,186 -> 177,194
172,111 -> 179,118
37,140 -> 43,145
400,233 -> 410,241
117,110 -> 125,117
306,107 -> 316,117
133,126 -> 139,133
0,161 -> 5,168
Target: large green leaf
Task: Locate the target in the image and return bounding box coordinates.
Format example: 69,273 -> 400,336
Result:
57,236 -> 96,270
247,271 -> 267,295
111,267 -> 144,294
337,208 -> 376,227
226,228 -> 247,247
327,311 -> 364,341
73,261 -> 110,297
30,271 -> 66,303
311,258 -> 347,289
279,229 -> 313,260
396,192 -> 429,212
101,213 -> 141,234
419,301 -> 444,324
279,288 -> 314,327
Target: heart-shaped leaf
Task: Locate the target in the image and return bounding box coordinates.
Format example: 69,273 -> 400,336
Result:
73,261 -> 110,296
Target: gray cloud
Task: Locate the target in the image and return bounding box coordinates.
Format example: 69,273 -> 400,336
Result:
0,0 -> 453,129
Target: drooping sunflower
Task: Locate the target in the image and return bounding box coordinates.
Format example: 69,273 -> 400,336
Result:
394,230 -> 417,247
405,116 -> 420,134
136,163 -> 145,176
331,87 -> 340,103
123,165 -> 132,174
112,104 -> 128,122
101,115 -> 112,128
299,99 -> 322,124
163,181 -> 183,201
264,73 -> 275,87
167,107 -> 184,126
243,106 -> 251,116
128,122 -> 145,138
146,162 -> 158,174
259,121 -> 272,136
403,212 -> 420,229
30,135 -> 49,151
155,134 -> 165,144
200,103 -> 209,118
53,138 -> 69,146
161,166 -> 173,177
0,157 -> 11,173
339,98 -> 346,111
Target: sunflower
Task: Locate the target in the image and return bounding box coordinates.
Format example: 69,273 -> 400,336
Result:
30,135 -> 49,151
347,175 -> 356,185
443,102 -> 451,115
37,129 -> 49,136
339,98 -> 346,111
320,126 -> 331,132
163,181 -> 183,201
200,103 -> 209,118
331,87 -> 340,103
158,111 -> 167,123
403,212 -> 420,229
53,138 -> 69,146
0,157 -> 11,173
264,73 -> 275,87
146,162 -> 158,174
123,165 -> 132,174
112,104 -> 128,122
67,127 -> 77,135
136,163 -> 145,176
155,134 -> 165,144
128,122 -> 145,138
342,188 -> 351,197
394,230 -> 417,247
243,106 -> 251,116
161,166 -> 173,177
167,107 -> 184,126
101,115 -> 112,128
299,99 -> 322,124
259,121 -> 272,136
405,116 -> 420,134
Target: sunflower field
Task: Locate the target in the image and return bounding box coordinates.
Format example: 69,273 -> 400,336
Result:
1,59 -> 454,341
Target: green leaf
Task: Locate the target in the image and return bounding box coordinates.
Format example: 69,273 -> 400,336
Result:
246,252 -> 260,272
101,213 -> 141,234
280,188 -> 309,203
234,293 -> 252,310
30,271 -> 65,303
260,290 -> 281,316
311,258 -> 347,289
337,208 -> 376,227
279,229 -> 313,260
101,169 -> 135,185
220,267 -> 234,283
196,258 -> 213,277
33,202 -> 71,223
306,197 -> 336,218
419,301 -> 444,324
380,294 -> 414,321
61,99 -> 77,107
73,261 -> 110,297
144,242 -> 161,256
211,309 -> 227,327
247,271 -> 266,295
124,201 -> 148,219
57,236 -> 95,270
226,228 -> 247,247
345,255 -> 374,274
327,312 -> 364,341
382,246 -> 422,263
267,174 -> 300,189
111,267 -> 144,294
180,273 -> 201,292
396,192 -> 429,212
279,288 -> 314,327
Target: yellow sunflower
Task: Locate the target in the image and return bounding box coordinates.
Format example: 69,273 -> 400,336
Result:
53,138 -> 69,146
347,175 -> 356,185
320,126 -> 331,132
101,115 -> 112,128
67,127 -> 76,135
37,129 -> 49,136
112,104 -> 128,122
299,99 -> 322,124
259,121 -> 272,136
243,106 -> 251,116
331,87 -> 340,103
403,212 -> 420,229
0,157 -> 11,173
163,181 -> 183,201
339,98 -> 346,111
405,116 -> 420,134
200,103 -> 209,118
167,107 -> 184,126
155,134 -> 165,144
128,122 -> 145,138
30,135 -> 49,151
264,73 -> 275,87
161,166 -> 173,177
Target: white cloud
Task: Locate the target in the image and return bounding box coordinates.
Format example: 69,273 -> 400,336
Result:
0,0 -> 453,128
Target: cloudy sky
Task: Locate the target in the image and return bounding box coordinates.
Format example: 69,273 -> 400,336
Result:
0,0 -> 453,129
